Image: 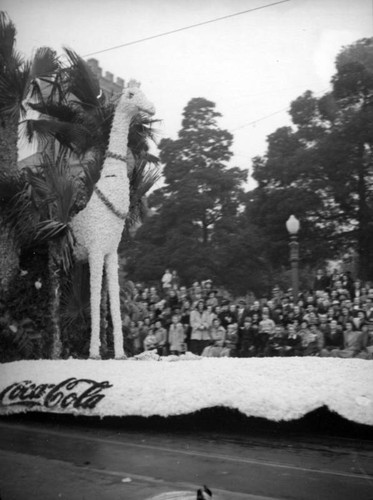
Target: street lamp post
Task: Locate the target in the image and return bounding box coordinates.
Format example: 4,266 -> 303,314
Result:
286,215 -> 300,303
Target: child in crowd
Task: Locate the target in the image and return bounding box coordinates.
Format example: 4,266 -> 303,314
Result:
154,320 -> 167,356
168,314 -> 186,355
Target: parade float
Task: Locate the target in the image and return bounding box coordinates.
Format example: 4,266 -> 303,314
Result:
0,37 -> 372,428
1,355 -> 373,426
1,84 -> 372,425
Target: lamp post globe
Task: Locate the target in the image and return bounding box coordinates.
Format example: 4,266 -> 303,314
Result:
286,214 -> 300,235
286,215 -> 300,303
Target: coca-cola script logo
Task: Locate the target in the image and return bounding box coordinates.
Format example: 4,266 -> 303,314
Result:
0,378 -> 113,410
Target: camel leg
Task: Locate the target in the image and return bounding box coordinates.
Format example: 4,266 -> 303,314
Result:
105,252 -> 126,359
89,251 -> 104,359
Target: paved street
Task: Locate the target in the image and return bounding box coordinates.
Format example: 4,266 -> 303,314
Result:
0,411 -> 372,500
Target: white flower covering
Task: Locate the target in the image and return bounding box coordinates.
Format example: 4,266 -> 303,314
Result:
70,87 -> 156,359
0,358 -> 372,425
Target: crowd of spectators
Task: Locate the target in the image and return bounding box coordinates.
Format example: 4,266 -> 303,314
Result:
127,268 -> 373,360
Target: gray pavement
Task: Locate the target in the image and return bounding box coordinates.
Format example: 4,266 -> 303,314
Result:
0,416 -> 372,500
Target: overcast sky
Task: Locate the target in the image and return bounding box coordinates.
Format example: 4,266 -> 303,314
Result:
3,0 -> 373,189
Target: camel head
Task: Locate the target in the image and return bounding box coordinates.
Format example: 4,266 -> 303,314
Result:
118,79 -> 156,117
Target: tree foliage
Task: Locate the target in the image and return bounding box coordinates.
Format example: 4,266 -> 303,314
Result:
126,97 -> 271,295
249,37 -> 373,280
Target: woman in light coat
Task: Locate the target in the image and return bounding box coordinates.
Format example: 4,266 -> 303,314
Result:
190,300 -> 211,355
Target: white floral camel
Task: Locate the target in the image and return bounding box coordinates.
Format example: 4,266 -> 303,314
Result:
71,81 -> 155,359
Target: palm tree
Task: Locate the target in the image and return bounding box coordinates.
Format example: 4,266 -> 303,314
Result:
0,11 -> 59,294
6,47 -> 160,358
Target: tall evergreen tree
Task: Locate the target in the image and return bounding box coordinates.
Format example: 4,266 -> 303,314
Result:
125,97 -> 271,294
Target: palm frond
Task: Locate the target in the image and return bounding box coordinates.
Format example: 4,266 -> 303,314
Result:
5,184 -> 39,245
30,46 -> 60,79
28,100 -> 79,122
26,167 -> 57,207
25,118 -> 92,154
130,158 -> 161,197
0,168 -> 25,205
0,12 -> 21,69
34,219 -> 68,240
37,153 -> 77,222
127,158 -> 161,228
27,46 -> 61,103
63,48 -> 101,106
128,116 -> 160,157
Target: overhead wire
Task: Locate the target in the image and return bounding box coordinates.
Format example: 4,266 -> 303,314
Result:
83,0 -> 291,57
232,107 -> 289,131
80,0 -> 328,165
231,88 -> 330,131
